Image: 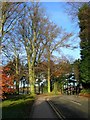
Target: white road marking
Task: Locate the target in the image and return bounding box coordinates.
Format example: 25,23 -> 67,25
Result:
71,100 -> 81,106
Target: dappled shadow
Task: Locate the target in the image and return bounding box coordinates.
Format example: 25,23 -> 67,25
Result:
2,95 -> 34,119
3,94 -> 34,101
2,94 -> 90,119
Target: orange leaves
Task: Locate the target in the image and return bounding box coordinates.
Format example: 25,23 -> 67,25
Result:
53,71 -> 60,77
1,65 -> 15,94
4,67 -> 10,71
51,61 -> 71,79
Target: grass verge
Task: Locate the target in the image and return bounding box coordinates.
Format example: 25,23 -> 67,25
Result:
79,89 -> 90,98
0,94 -> 35,119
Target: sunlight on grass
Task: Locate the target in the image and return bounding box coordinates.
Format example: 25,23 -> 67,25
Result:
81,89 -> 90,94
0,101 -> 2,108
2,95 -> 35,119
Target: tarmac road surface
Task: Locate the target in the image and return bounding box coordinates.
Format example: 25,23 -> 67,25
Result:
50,95 -> 90,119
30,95 -> 90,119
30,96 -> 58,118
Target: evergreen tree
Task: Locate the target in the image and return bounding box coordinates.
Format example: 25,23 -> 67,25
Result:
73,59 -> 80,83
78,4 -> 90,88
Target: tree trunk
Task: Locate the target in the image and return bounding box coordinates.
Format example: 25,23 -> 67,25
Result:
47,50 -> 51,93
54,81 -> 58,94
28,56 -> 35,94
15,56 -> 19,94
31,67 -> 35,94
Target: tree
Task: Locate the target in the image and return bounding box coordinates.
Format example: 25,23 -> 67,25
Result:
78,3 -> 90,88
65,2 -> 85,23
1,62 -> 15,96
0,2 -> 25,43
0,3 -> 26,95
2,30 -> 24,94
17,2 -> 72,94
52,60 -> 71,93
17,2 -> 53,94
45,26 -> 73,93
73,59 -> 80,83
45,21 -> 60,93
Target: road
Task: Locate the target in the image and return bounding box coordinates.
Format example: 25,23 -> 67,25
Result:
50,95 -> 90,119
30,95 -> 90,119
30,95 -> 58,118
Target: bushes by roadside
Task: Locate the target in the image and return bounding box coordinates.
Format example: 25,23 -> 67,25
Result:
79,89 -> 90,98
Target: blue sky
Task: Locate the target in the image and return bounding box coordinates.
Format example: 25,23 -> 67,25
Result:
42,2 -> 81,62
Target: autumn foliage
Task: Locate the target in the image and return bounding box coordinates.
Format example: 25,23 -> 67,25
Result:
0,64 -> 15,99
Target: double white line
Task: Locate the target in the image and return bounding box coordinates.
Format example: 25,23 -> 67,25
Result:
46,99 -> 66,120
